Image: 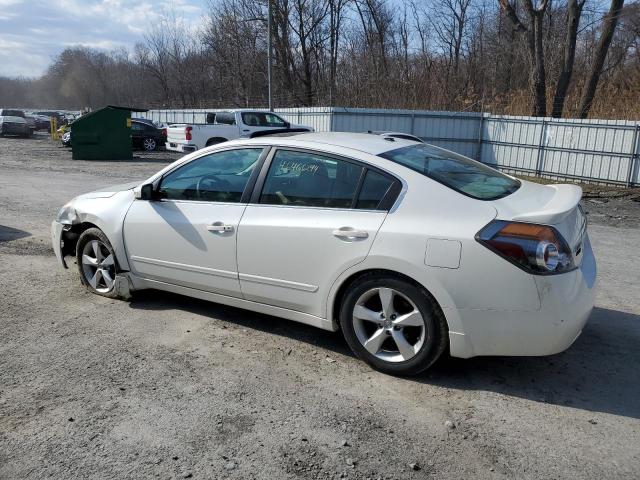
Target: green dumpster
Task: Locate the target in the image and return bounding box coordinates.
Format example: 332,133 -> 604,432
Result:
70,106 -> 147,160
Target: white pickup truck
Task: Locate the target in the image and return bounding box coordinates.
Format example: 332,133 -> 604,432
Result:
165,109 -> 314,153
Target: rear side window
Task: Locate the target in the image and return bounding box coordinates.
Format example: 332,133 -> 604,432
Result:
242,112 -> 287,128
260,150 -> 363,208
356,170 -> 395,210
215,112 -> 236,125
380,144 -> 520,200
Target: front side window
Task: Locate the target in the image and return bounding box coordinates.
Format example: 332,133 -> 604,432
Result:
159,148 -> 263,202
379,144 -> 520,200
242,112 -> 287,128
260,150 -> 363,208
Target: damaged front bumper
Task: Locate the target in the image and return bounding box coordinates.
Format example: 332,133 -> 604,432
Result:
51,220 -> 68,268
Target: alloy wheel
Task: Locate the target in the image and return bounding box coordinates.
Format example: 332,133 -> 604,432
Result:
81,240 -> 116,293
352,287 -> 426,362
143,138 -> 156,151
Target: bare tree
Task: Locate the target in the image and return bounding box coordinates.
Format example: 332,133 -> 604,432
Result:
551,0 -> 586,117
2,0 -> 639,119
577,0 -> 626,118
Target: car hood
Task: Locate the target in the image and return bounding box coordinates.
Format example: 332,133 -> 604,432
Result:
76,181 -> 140,199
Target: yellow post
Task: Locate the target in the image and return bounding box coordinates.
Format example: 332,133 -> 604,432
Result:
50,117 -> 58,140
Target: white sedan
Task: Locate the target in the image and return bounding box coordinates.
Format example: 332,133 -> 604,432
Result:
52,133 -> 596,375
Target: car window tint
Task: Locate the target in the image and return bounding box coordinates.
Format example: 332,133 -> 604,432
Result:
159,148 -> 263,202
260,150 -> 363,208
131,123 -> 144,131
215,112 -> 236,125
2,109 -> 24,117
356,170 -> 395,210
242,112 -> 287,128
265,113 -> 286,127
379,144 -> 520,200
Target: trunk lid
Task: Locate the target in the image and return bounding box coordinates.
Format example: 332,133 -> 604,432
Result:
167,124 -> 189,143
493,180 -> 587,262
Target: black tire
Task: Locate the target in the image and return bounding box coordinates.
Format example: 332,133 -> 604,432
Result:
75,228 -> 120,299
339,273 -> 448,376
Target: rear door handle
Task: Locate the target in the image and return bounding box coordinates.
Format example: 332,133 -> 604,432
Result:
207,223 -> 234,233
333,227 -> 368,239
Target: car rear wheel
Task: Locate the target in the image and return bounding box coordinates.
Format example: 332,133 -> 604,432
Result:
340,273 -> 448,375
142,138 -> 157,151
76,228 -> 119,298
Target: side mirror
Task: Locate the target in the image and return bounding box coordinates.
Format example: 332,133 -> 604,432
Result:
284,121 -> 290,129
135,183 -> 155,200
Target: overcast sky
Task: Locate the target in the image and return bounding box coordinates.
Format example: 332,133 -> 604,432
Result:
0,0 -> 208,78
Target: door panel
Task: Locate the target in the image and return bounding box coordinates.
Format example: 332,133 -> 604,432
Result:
237,205 -> 387,316
124,200 -> 245,296
123,147 -> 265,296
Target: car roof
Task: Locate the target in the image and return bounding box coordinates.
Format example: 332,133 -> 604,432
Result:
239,132 -> 416,156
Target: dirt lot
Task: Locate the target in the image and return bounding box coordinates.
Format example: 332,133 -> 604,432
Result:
1,133 -> 639,479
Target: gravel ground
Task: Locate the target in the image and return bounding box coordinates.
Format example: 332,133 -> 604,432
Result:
1,133 -> 639,479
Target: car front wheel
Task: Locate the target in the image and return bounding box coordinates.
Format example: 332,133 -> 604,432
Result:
340,273 -> 448,376
76,228 -> 119,298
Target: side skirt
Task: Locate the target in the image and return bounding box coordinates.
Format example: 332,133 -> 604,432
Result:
126,274 -> 338,332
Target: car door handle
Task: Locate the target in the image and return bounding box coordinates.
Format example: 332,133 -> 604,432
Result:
333,228 -> 368,239
207,223 -> 234,233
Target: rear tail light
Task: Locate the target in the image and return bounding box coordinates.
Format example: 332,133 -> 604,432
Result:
162,128 -> 167,138
185,126 -> 192,141
476,221 -> 575,275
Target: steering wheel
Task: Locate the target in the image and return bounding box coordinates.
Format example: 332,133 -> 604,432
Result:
196,174 -> 231,199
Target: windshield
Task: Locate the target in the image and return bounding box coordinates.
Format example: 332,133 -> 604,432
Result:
379,144 -> 520,200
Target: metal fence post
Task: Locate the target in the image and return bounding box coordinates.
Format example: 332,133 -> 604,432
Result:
475,113 -> 485,161
535,119 -> 547,176
626,125 -> 639,187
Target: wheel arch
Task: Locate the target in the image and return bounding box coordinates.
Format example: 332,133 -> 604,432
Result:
62,221 -> 101,259
327,263 -> 457,334
68,212 -> 130,272
205,137 -> 228,146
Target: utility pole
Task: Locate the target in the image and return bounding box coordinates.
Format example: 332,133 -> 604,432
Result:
267,0 -> 273,111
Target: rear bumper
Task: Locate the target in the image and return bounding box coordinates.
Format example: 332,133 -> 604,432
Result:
165,141 -> 197,153
449,234 -> 597,358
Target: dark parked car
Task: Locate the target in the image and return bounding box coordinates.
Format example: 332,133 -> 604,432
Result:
131,119 -> 166,151
35,111 -> 65,125
31,114 -> 52,130
25,116 -> 37,135
60,119 -> 166,151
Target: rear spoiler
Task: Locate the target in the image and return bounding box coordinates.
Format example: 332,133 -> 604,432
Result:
512,184 -> 582,224
248,128 -> 312,138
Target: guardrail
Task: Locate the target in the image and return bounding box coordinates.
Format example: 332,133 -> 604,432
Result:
140,108 -> 640,186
